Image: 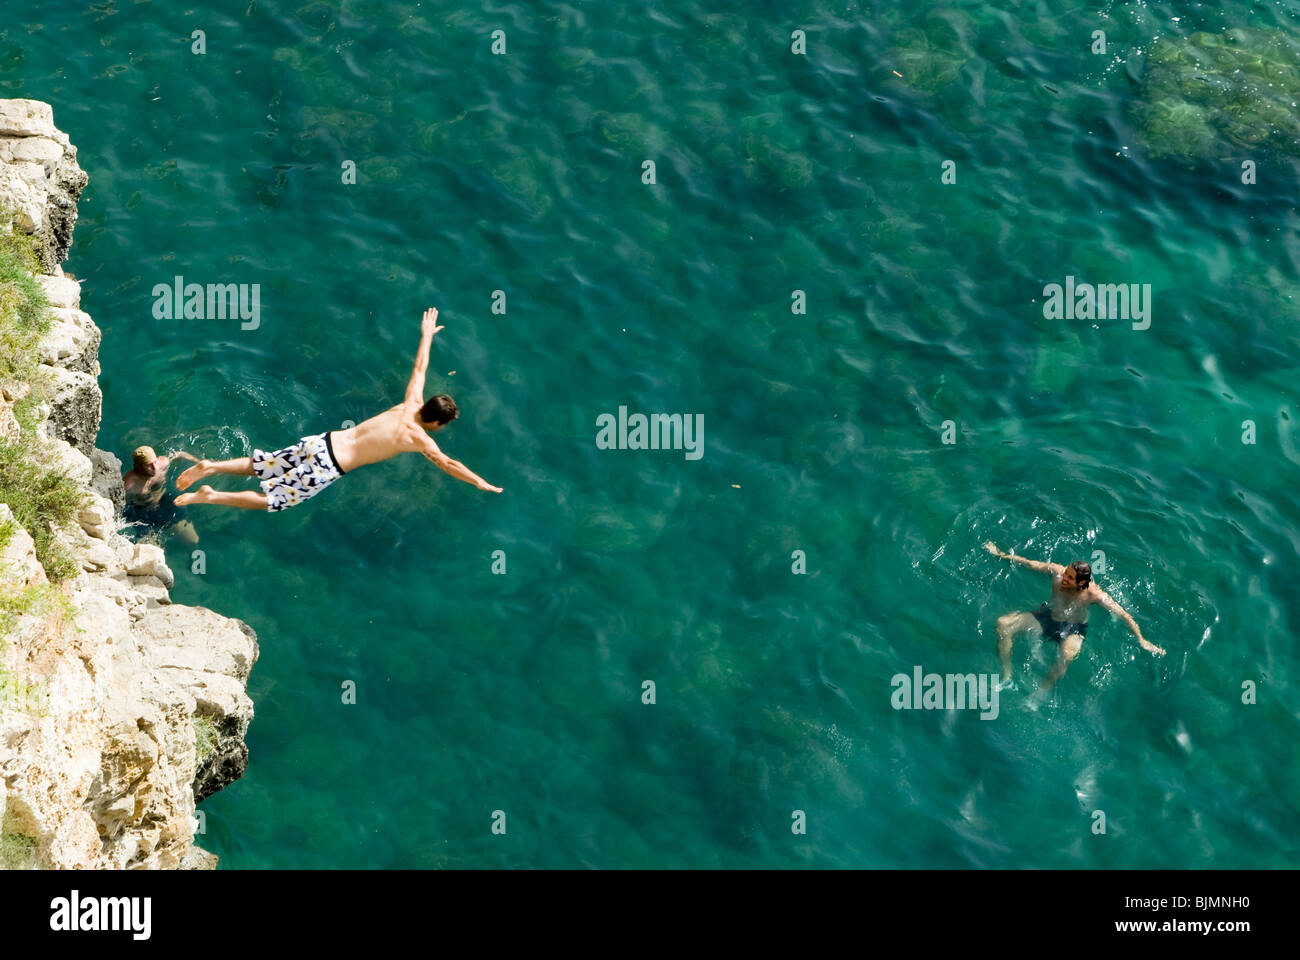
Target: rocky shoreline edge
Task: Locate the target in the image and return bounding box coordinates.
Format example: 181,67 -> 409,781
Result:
0,98 -> 257,870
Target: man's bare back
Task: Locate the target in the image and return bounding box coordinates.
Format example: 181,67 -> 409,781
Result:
329,405 -> 417,472
175,308 -> 502,511
326,400 -> 503,487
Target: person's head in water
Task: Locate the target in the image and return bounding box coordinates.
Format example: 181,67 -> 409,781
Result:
418,394 -> 458,431
1061,561 -> 1092,591
132,445 -> 160,476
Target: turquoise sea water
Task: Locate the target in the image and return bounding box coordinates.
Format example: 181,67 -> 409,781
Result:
5,0 -> 1299,867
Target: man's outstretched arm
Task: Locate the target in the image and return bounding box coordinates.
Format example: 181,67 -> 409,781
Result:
984,541 -> 1062,575
405,307 -> 444,405
420,437 -> 502,493
149,451 -> 198,489
1095,587 -> 1165,656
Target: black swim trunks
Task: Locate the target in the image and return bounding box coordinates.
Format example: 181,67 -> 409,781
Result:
124,491 -> 187,528
1034,603 -> 1087,643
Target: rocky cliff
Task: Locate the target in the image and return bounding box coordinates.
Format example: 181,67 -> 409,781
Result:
0,99 -> 257,870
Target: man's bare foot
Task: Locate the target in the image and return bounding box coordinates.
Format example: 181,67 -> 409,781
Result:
177,460 -> 212,490
174,484 -> 214,506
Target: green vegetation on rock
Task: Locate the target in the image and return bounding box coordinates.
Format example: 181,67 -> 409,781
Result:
0,811 -> 38,869
0,214 -> 84,582
0,579 -> 62,640
193,715 -> 217,761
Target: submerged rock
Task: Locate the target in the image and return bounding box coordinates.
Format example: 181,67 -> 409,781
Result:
1135,28 -> 1300,160
884,26 -> 969,94
880,9 -> 981,96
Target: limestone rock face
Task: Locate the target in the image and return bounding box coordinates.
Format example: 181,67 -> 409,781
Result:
134,607 -> 258,802
179,845 -> 219,870
0,99 -> 258,870
0,99 -> 88,271
90,448 -> 126,513
1,469 -> 260,870
40,306 -> 101,374
43,364 -> 101,455
35,273 -> 81,310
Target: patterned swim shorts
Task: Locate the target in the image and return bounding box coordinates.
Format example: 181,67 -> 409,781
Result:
252,432 -> 346,512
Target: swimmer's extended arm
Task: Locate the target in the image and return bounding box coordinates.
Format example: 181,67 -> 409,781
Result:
983,542 -> 1062,575
405,308 -> 443,405
146,452 -> 198,491
419,436 -> 503,493
1095,586 -> 1165,656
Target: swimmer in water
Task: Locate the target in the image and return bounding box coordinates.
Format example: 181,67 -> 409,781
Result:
984,541 -> 1165,694
123,446 -> 201,544
174,308 -> 502,512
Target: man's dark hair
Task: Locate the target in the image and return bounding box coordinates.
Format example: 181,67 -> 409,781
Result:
419,394 -> 459,426
1069,561 -> 1092,586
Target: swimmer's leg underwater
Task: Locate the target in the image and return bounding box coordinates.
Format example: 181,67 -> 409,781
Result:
995,611 -> 1042,682
1039,632 -> 1083,694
